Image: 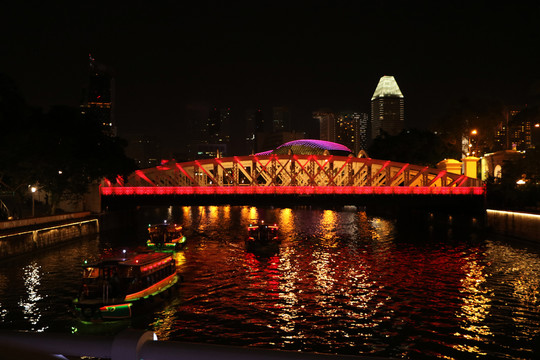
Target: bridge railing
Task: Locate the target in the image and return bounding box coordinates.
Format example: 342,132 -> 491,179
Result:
103,156 -> 483,190
0,329 -> 385,360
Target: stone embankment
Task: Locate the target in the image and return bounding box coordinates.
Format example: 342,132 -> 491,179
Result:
0,212 -> 99,260
487,209 -> 540,243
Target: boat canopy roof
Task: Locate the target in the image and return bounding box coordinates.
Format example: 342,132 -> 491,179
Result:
85,251 -> 172,268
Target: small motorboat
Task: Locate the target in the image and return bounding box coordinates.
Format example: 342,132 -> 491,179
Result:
146,222 -> 186,251
73,250 -> 180,321
247,220 -> 279,243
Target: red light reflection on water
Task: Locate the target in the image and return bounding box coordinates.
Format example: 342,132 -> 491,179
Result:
143,206 -> 540,359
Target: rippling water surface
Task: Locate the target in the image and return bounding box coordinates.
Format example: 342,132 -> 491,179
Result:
1,206 -> 540,359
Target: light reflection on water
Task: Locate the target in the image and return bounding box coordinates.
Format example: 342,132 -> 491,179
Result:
18,262 -> 46,331
1,206 -> 540,359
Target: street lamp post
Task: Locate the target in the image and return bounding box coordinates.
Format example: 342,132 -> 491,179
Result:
31,186 -> 36,217
470,129 -> 478,156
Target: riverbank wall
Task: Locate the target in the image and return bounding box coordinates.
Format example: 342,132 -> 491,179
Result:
486,209 -> 540,243
0,212 -> 100,260
0,211 -> 136,260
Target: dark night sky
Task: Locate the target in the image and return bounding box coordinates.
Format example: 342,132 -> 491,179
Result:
2,1 -> 540,153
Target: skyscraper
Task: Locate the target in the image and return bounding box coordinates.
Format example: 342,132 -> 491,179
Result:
80,54 -> 115,135
197,107 -> 231,158
336,112 -> 367,156
246,108 -> 265,154
370,75 -> 404,140
358,112 -> 369,151
313,109 -> 336,142
272,106 -> 291,132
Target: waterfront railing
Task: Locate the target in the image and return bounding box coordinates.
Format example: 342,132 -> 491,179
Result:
0,329 -> 389,360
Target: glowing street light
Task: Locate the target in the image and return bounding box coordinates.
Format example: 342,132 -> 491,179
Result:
469,129 -> 479,156
30,186 -> 37,217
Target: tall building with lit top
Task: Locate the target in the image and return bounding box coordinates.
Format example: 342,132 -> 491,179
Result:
370,75 -> 404,140
80,54 -> 115,135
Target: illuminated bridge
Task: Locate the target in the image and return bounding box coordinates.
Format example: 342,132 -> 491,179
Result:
101,140 -> 485,214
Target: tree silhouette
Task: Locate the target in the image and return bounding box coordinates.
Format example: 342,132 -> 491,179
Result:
367,129 -> 460,167
0,74 -> 136,215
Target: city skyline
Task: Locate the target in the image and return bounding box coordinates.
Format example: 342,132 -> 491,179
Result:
2,2 -> 539,154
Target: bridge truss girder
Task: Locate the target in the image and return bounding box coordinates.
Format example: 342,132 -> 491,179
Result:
110,155 -> 482,189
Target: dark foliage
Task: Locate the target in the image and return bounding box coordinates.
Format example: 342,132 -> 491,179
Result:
0,74 -> 136,214
367,129 -> 461,167
486,149 -> 540,211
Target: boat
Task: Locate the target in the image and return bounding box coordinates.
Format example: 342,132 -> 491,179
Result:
146,222 -> 186,251
247,220 -> 279,243
73,250 -> 180,321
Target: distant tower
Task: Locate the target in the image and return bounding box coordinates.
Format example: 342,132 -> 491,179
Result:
272,106 -> 291,132
358,112 -> 369,151
207,107 -> 221,144
313,109 -> 336,142
80,54 -> 115,135
370,75 -> 404,140
246,108 -> 265,154
336,112 -> 367,155
197,107 -> 231,158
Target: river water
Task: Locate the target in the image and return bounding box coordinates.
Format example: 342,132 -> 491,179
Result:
1,205 -> 540,359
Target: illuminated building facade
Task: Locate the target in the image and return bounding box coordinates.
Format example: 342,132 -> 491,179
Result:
494,121 -> 508,150
370,75 -> 404,140
358,112 -> 369,151
336,112 -> 367,155
509,118 -> 532,150
199,107 -> 231,158
80,54 -> 115,135
494,106 -> 535,151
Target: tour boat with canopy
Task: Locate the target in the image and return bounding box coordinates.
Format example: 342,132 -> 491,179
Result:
73,250 -> 180,321
146,222 -> 186,251
247,220 -> 279,243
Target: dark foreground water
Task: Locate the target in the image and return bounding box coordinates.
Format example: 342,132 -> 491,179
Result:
1,206 -> 540,359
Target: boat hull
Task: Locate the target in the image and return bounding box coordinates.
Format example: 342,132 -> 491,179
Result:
74,274 -> 180,322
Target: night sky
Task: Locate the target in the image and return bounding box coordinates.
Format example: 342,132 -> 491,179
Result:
2,1 -> 540,153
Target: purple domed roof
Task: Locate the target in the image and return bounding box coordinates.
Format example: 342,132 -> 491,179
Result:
255,139 -> 353,156
276,139 -> 352,153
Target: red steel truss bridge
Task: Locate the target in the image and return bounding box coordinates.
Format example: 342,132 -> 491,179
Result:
101,155 -> 485,213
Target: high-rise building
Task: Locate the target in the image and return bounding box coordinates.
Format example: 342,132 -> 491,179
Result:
272,106 -> 291,132
246,108 -> 265,154
358,112 -> 369,151
336,112 -> 367,156
198,107 -> 231,158
370,75 -> 404,140
494,106 -> 535,151
510,117 -> 532,151
80,54 -> 115,135
124,134 -> 162,168
313,109 -> 336,142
